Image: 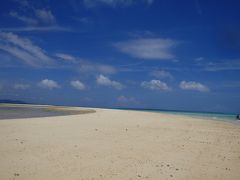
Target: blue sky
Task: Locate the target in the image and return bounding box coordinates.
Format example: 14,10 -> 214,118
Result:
0,0 -> 240,113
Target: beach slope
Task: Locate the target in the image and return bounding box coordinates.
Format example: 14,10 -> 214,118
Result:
0,106 -> 240,180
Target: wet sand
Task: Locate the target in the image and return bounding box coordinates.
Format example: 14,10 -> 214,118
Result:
0,104 -> 95,119
0,105 -> 240,180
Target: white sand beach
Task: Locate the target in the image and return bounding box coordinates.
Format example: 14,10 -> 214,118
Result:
0,106 -> 240,180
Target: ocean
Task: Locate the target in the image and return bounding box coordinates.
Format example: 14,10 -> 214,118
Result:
118,108 -> 239,122
0,105 -> 239,123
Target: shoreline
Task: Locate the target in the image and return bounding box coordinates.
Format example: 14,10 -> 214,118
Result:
0,104 -> 96,120
0,103 -> 238,124
0,105 -> 240,179
112,108 -> 238,123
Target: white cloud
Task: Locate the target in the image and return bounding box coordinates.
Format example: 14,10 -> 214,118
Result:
79,62 -> 116,75
114,38 -> 177,60
54,52 -> 116,74
179,81 -> 209,92
0,26 -> 72,32
141,80 -> 170,91
6,1 -> 67,32
70,80 -> 86,90
96,64 -> 116,74
74,17 -> 94,24
204,60 -> 240,71
14,83 -> 30,90
0,32 -> 54,66
84,0 -> 154,7
220,81 -> 240,88
39,79 -> 60,89
96,74 -> 124,90
149,70 -> 174,80
195,57 -> 204,62
9,11 -> 38,25
34,9 -> 56,25
117,95 -> 137,104
55,53 -> 76,62
15,0 -> 29,7
9,1 -> 56,26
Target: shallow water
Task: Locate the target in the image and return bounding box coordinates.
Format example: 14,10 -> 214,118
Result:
0,106 -> 70,120
155,110 -> 237,121
118,108 -> 239,122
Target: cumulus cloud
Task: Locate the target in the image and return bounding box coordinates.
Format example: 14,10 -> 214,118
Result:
70,80 -> 86,90
0,32 -> 54,66
14,83 -> 30,90
141,80 -> 170,91
96,74 -> 124,90
39,79 -> 60,89
149,70 -> 174,80
114,38 -> 177,60
179,81 -> 209,92
84,0 -> 154,7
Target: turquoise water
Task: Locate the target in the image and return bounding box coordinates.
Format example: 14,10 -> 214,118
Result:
149,110 -> 237,121
118,108 -> 239,122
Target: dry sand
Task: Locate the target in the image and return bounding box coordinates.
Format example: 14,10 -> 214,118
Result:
0,106 -> 240,180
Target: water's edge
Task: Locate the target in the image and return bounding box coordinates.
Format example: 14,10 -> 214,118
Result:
115,108 -> 238,122
0,105 -> 95,120
0,104 -> 239,124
